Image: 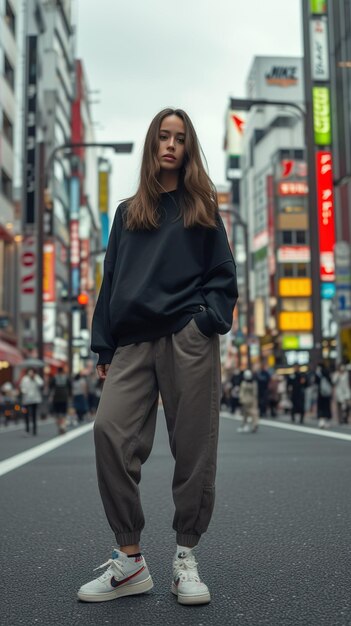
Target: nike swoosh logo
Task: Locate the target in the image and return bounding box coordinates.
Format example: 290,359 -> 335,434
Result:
110,566 -> 145,588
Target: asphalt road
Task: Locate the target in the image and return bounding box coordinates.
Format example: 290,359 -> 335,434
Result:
1,412 -> 351,626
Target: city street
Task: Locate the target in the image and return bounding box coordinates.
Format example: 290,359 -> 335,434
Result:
1,411 -> 351,626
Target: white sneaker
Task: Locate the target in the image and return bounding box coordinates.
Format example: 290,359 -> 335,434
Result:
172,549 -> 210,605
77,549 -> 153,602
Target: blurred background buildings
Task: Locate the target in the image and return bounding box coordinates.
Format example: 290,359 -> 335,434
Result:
1,0 -> 351,384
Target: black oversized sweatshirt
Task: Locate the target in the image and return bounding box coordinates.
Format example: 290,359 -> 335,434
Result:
91,190 -> 238,365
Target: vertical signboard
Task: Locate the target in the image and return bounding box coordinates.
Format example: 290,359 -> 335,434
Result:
20,235 -> 37,314
313,87 -> 331,144
316,151 -> 335,282
310,0 -> 326,13
70,220 -> 80,296
42,242 -> 56,303
310,18 -> 329,81
98,165 -> 110,248
23,36 -> 38,227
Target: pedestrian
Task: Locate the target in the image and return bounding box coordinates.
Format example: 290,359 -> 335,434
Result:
238,369 -> 259,433
267,373 -> 279,418
19,368 -> 44,436
49,367 -> 72,434
332,363 -> 350,424
230,368 -> 242,415
255,362 -> 271,417
315,362 -> 333,428
72,372 -> 88,423
77,108 -> 238,605
287,364 -> 308,425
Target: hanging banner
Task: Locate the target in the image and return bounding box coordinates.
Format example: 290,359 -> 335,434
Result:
310,18 -> 329,81
316,151 -> 335,282
313,87 -> 331,145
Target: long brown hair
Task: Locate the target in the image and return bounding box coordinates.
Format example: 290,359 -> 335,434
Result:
125,108 -> 218,230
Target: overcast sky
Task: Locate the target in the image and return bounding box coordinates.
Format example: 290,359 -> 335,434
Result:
76,0 -> 303,211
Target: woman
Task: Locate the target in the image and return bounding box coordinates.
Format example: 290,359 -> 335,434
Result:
78,109 -> 238,605
333,364 -> 351,424
238,369 -> 259,433
19,368 -> 44,436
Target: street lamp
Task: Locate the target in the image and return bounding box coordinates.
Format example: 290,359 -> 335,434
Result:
37,141 -> 133,372
229,96 -> 322,366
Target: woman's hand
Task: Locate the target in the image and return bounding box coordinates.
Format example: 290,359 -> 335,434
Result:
96,364 -> 110,380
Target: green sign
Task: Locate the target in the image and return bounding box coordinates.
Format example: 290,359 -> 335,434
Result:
310,0 -> 326,13
313,87 -> 331,145
282,335 -> 299,350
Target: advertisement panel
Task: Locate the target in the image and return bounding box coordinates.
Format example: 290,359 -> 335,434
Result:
277,246 -> 311,262
23,36 -> 37,227
42,242 -> 55,303
225,110 -> 246,157
43,304 -> 56,343
279,312 -> 313,331
310,0 -> 326,13
247,57 -> 304,102
20,234 -> 37,314
313,87 -> 331,145
310,18 -> 329,81
99,171 -> 109,214
279,278 -> 312,297
316,151 -> 335,282
278,181 -> 308,195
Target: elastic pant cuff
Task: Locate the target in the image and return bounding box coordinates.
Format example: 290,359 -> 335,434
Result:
176,533 -> 200,548
116,530 -> 141,547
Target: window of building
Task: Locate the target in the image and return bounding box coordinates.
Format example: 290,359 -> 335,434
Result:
5,1 -> 16,36
4,55 -> 15,90
296,230 -> 307,244
1,169 -> 12,200
297,263 -> 308,277
281,298 -> 310,312
282,230 -> 293,244
282,263 -> 294,277
2,111 -> 13,145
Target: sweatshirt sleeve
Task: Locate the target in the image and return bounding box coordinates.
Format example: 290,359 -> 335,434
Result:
91,209 -> 122,365
194,214 -> 238,336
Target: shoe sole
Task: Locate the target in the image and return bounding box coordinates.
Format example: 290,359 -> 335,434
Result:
77,575 -> 154,602
171,582 -> 211,605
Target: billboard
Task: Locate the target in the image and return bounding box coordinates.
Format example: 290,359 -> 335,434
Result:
310,18 -> 329,81
247,57 -> 304,102
20,234 -> 37,315
316,151 -> 335,282
313,87 -> 331,144
225,110 -> 246,157
278,181 -> 308,195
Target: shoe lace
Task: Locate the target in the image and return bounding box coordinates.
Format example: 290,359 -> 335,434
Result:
174,551 -> 200,583
93,556 -> 125,581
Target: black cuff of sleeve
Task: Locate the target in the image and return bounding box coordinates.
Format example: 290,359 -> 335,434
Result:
97,349 -> 115,366
193,310 -> 215,337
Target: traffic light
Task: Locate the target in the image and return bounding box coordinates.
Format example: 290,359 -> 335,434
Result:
77,292 -> 89,306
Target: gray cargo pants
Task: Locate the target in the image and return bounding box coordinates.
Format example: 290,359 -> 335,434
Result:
94,318 -> 221,548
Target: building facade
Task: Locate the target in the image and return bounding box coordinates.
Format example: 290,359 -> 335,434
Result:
0,0 -> 23,382
229,56 -> 314,369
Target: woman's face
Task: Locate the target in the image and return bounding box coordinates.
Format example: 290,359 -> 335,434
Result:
157,114 -> 186,172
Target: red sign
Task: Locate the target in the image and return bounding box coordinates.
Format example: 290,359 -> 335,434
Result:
316,151 -> 335,282
278,181 -> 308,195
20,234 -> 37,314
281,160 -> 307,178
70,220 -> 80,268
80,239 -> 90,291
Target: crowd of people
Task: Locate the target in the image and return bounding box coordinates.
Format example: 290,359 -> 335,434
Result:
0,367 -> 103,436
221,361 -> 351,432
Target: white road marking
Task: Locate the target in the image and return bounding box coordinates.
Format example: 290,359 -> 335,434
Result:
221,413 -> 351,442
0,423 -> 93,478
